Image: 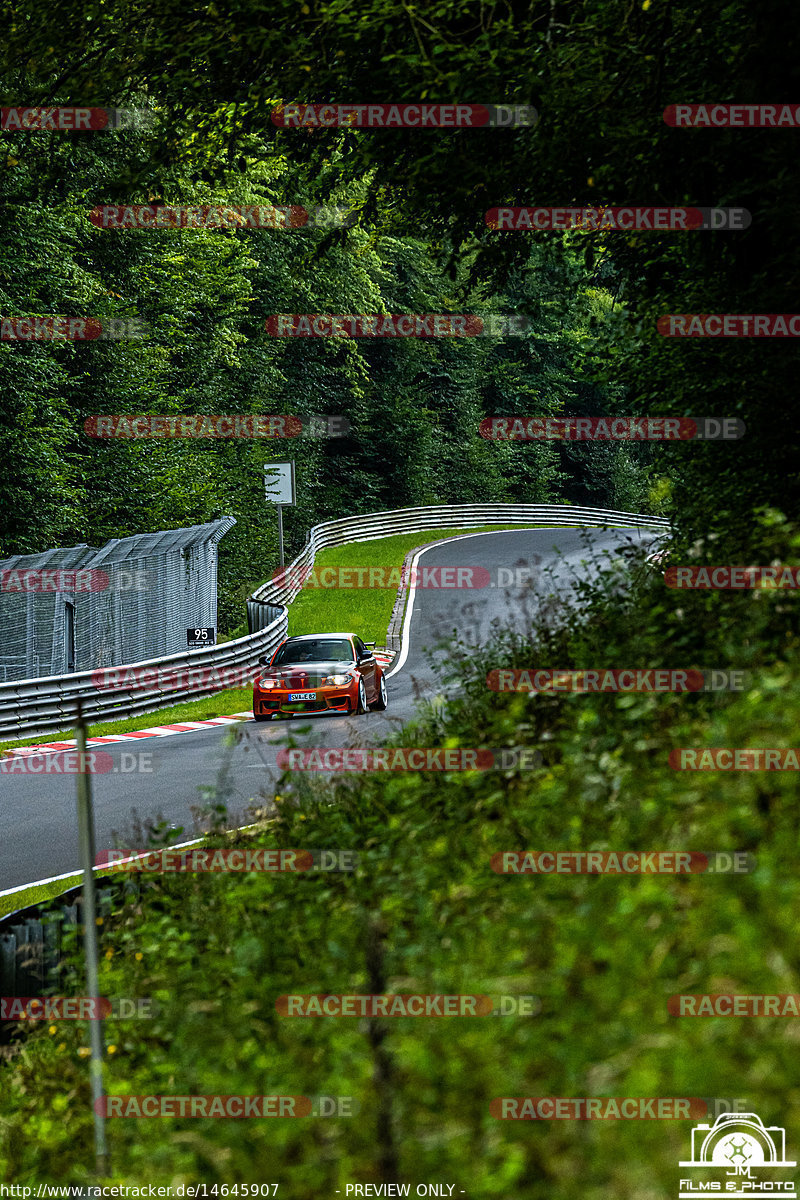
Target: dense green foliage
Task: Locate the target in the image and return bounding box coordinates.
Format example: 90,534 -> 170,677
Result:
0,0 -> 798,1189
2,530 -> 799,1188
0,118 -> 640,632
3,0 -> 795,556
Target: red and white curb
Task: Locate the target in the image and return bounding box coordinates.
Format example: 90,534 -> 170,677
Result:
3,712 -> 254,759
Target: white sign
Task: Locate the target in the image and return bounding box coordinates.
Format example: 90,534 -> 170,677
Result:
264,461 -> 296,505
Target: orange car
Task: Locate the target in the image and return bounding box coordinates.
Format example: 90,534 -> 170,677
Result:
252,633 -> 388,722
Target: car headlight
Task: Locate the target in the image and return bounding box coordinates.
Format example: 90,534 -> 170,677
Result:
257,678 -> 279,689
322,673 -> 353,686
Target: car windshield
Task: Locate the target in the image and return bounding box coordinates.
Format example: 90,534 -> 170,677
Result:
271,638 -> 354,666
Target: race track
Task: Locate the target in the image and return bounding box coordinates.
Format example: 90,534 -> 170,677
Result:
0,526 -> 656,892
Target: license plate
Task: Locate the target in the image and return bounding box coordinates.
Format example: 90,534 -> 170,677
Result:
289,692 -> 316,701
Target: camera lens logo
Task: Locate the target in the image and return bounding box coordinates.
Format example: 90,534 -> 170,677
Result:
679,1113 -> 796,1197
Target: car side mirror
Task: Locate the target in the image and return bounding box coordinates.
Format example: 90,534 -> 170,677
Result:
259,656 -> 271,666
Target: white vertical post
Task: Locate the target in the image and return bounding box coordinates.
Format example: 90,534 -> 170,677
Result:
75,701 -> 109,1175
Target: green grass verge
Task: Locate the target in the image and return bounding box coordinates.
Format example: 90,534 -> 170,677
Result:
0,841 -> 225,918
0,872 -> 84,919
0,524 -> 567,757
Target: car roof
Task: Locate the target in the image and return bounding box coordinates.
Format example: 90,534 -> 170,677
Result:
283,633 -> 356,642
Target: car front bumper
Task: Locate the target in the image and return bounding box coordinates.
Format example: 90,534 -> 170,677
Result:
253,684 -> 357,717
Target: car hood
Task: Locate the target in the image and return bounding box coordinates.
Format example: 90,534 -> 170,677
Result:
262,660 -> 357,681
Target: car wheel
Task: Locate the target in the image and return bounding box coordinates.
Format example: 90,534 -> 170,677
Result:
254,713 -> 272,722
369,675 -> 388,711
355,678 -> 368,714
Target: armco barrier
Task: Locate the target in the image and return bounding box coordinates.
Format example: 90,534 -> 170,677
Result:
0,505 -> 668,738
0,604 -> 286,740
0,877 -> 145,1008
248,503 -> 669,614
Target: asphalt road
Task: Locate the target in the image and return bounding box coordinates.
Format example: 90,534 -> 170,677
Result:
0,525 -> 656,892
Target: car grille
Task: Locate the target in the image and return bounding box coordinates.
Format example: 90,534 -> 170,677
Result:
271,673 -> 327,687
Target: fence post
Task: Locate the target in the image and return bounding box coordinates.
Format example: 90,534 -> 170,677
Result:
0,932 -> 16,995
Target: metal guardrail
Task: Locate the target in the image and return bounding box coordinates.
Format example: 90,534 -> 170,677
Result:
0,504 -> 668,739
250,503 -> 669,611
0,607 -> 287,739
0,877 -> 146,1008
